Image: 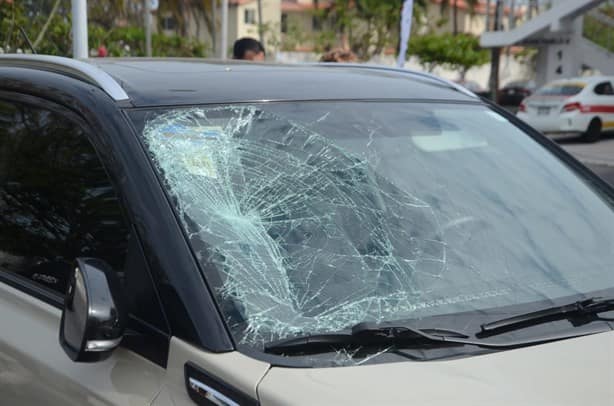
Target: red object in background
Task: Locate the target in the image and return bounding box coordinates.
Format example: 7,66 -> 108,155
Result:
97,45 -> 108,58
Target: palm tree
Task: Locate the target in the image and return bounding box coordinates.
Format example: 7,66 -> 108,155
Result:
33,0 -> 62,49
161,0 -> 217,42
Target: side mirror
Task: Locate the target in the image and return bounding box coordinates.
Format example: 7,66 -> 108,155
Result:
59,258 -> 127,362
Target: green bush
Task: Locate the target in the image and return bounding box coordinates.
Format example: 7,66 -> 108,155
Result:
0,1 -> 206,57
584,14 -> 614,53
409,32 -> 490,76
90,26 -> 207,57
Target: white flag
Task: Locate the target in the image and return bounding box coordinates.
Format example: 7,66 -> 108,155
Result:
397,0 -> 414,68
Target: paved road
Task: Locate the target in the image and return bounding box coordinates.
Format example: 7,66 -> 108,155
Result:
555,133 -> 614,186
584,163 -> 614,186
557,133 -> 614,167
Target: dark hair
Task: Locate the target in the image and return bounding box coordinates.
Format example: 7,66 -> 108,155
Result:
233,37 -> 265,59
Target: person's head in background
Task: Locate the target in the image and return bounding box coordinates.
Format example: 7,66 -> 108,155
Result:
320,48 -> 357,63
233,37 -> 266,61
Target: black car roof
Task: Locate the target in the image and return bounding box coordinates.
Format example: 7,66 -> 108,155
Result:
0,55 -> 478,107
88,58 -> 477,107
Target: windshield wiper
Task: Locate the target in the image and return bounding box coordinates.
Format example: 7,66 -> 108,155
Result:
264,321 -> 470,355
263,299 -> 614,356
479,297 -> 614,336
264,320 -> 574,355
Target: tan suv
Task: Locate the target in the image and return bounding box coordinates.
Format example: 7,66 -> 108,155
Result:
2,55 -> 614,405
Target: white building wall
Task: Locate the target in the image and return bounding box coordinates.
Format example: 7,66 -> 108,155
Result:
234,0 -> 281,55
276,51 -> 533,89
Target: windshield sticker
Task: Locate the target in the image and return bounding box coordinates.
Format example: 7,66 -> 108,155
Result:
183,153 -> 218,179
412,132 -> 488,152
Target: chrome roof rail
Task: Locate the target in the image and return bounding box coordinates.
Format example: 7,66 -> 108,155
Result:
312,62 -> 479,98
0,54 -> 129,101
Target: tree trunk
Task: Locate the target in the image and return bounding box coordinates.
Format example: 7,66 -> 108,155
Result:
313,0 -> 320,30
452,0 -> 458,35
460,67 -> 468,81
178,0 -> 189,37
257,0 -> 264,44
33,0 -> 61,49
488,0 -> 502,101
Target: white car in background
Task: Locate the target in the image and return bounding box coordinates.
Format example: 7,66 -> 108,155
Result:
517,76 -> 614,142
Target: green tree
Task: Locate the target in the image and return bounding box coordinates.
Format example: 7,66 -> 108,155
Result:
0,0 -> 206,57
89,0 -> 127,30
305,0 -> 427,61
409,32 -> 489,78
1,0 -> 71,53
158,0 -> 216,39
583,7 -> 614,53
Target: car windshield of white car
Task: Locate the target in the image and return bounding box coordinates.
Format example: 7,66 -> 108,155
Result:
535,83 -> 585,96
134,102 -> 614,352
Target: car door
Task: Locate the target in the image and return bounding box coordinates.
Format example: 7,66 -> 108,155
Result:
0,96 -> 167,405
592,80 -> 614,132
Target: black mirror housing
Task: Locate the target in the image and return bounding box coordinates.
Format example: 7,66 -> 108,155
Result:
60,258 -> 127,362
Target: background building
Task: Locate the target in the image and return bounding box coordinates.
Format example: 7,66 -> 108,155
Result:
158,0 -> 281,57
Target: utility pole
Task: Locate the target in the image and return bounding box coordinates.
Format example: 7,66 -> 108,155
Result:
221,0 -> 228,59
257,0 -> 264,45
485,0 -> 491,32
211,0 -> 217,55
145,0 -> 152,57
71,0 -> 88,58
488,0 -> 502,101
509,0 -> 516,30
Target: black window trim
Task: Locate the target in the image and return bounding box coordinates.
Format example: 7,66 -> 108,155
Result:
0,269 -> 64,307
594,81 -> 614,96
0,91 -> 171,367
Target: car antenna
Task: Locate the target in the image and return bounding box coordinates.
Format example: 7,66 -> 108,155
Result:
18,26 -> 37,54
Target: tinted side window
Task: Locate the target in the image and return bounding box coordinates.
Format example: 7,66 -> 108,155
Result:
594,81 -> 614,95
0,100 -> 130,295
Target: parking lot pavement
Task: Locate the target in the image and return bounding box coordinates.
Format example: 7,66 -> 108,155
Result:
554,133 -> 614,187
585,163 -> 614,186
556,133 -> 614,167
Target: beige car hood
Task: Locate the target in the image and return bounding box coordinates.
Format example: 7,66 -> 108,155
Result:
257,330 -> 614,405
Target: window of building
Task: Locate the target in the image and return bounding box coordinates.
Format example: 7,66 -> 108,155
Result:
281,13 -> 288,33
162,15 -> 177,31
0,100 -> 130,296
244,8 -> 256,25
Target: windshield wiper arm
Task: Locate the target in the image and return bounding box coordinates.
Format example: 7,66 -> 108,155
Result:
480,297 -> 614,336
264,321 -> 470,355
265,315 -> 605,356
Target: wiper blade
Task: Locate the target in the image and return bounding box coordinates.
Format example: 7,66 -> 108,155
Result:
480,297 -> 614,336
264,320 -> 573,355
264,321 -> 470,355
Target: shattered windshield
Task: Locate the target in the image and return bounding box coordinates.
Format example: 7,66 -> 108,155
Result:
134,102 -> 614,353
